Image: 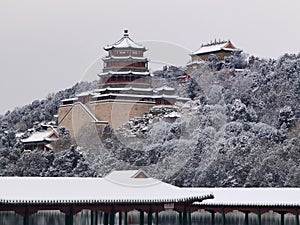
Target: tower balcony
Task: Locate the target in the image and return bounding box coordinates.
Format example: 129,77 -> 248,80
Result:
102,66 -> 148,72
99,75 -> 151,88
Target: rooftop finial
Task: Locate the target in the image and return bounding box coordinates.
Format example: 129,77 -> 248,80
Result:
124,29 -> 129,37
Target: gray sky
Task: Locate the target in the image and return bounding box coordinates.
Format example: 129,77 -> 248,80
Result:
0,0 -> 299,115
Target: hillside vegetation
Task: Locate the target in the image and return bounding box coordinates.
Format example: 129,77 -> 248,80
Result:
1,52 -> 300,187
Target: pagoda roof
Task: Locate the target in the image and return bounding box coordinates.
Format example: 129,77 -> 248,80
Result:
191,40 -> 236,56
104,30 -> 146,51
0,170 -> 213,205
98,70 -> 150,76
96,87 -> 154,93
102,56 -> 148,61
92,93 -> 183,100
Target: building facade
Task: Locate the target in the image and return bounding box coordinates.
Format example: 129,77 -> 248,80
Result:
58,30 -> 189,139
187,40 -> 237,73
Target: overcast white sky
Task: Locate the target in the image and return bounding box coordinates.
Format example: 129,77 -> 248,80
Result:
0,0 -> 299,115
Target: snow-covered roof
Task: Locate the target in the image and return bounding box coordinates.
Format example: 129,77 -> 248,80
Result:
96,87 -> 154,93
98,70 -> 150,76
93,93 -> 156,100
104,30 -> 146,51
103,56 -> 147,61
61,97 -> 78,102
191,40 -> 236,56
176,97 -> 191,101
21,130 -> 58,143
155,86 -> 175,92
15,132 -> 25,138
0,172 -> 212,205
193,188 -> 300,207
164,112 -> 181,118
1,170 -> 298,207
76,91 -> 92,97
92,93 -> 182,100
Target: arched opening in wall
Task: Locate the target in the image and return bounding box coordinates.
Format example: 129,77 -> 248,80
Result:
284,212 -> 296,225
159,210 -> 180,225
0,211 -> 23,224
262,211 -> 281,225
127,210 -> 138,225
248,212 -> 259,225
191,210 -> 211,225
225,210 -> 245,225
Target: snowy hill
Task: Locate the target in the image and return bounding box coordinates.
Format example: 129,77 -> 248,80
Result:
1,52 -> 300,187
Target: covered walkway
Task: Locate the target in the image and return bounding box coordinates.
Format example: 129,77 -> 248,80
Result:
0,170 -> 300,225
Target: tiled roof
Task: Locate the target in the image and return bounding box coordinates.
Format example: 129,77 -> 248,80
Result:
104,30 -> 146,51
98,70 -> 150,76
191,40 -> 236,56
21,130 -> 58,143
192,188 -> 300,207
103,56 -> 147,61
0,173 -> 213,205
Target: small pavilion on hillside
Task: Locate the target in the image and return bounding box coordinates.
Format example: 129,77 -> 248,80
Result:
190,40 -> 237,61
21,127 -> 59,151
0,170 -> 300,225
187,39 -> 238,73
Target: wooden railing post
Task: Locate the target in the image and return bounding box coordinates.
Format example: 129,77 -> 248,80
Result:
23,206 -> 29,225
257,208 -> 261,225
148,207 -> 153,225
244,211 -> 249,225
91,210 -> 94,225
295,207 -> 299,225
211,211 -> 215,225
119,211 -> 122,225
124,209 -> 128,225
104,212 -> 109,225
155,212 -> 159,225
140,210 -> 144,225
280,212 -> 285,225
221,207 -> 226,225
70,206 -> 74,225
110,205 -> 115,225
183,207 -> 188,225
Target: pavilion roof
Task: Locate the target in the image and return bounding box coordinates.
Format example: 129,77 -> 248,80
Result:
98,70 -> 150,76
96,87 -> 154,93
21,130 -> 58,143
104,30 -> 146,51
92,93 -> 183,100
102,56 -> 148,61
191,40 -> 236,56
193,188 -> 300,207
0,171 -> 213,205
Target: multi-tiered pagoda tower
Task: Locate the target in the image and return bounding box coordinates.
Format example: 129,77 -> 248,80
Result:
99,29 -> 150,88
58,30 -> 189,138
